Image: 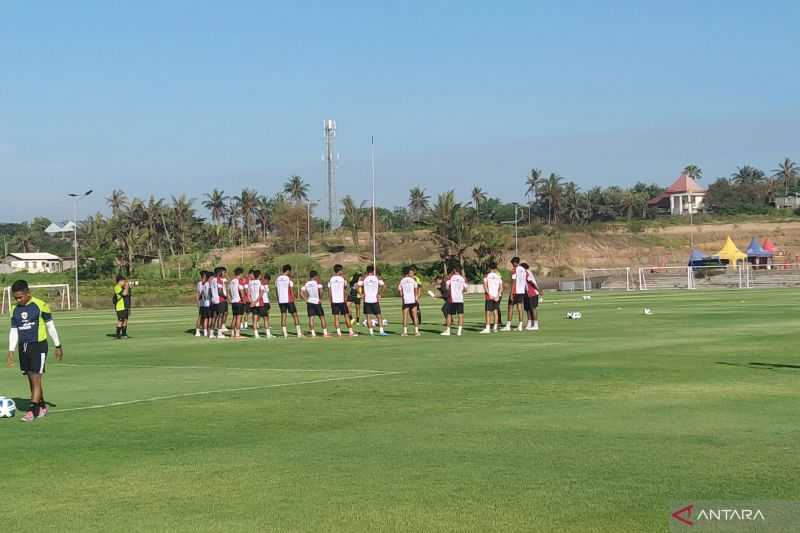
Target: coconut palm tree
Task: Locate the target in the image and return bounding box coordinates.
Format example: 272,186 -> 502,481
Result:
106,189 -> 129,216
682,164 -> 703,181
341,195 -> 366,247
408,186 -> 430,223
283,175 -> 310,203
731,165 -> 765,186
772,158 -> 799,196
202,189 -> 229,225
539,173 -> 564,224
233,188 -> 259,243
471,186 -> 487,221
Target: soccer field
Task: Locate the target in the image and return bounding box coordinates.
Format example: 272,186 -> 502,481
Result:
2,290 -> 798,532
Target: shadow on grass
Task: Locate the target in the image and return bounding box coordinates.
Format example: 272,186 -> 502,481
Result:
716,361 -> 800,371
11,398 -> 57,411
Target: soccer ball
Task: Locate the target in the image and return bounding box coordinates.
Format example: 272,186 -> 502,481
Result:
566,311 -> 582,320
582,295 -> 592,301
643,308 -> 653,315
0,397 -> 16,418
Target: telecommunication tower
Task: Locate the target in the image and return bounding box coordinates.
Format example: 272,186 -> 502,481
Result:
323,120 -> 338,229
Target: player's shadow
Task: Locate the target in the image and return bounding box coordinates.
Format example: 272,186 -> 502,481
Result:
716,361 -> 800,371
11,398 -> 56,411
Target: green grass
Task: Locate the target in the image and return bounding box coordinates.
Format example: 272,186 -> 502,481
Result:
1,290 -> 799,532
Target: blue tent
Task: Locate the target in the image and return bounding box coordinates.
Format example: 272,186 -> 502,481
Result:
746,238 -> 772,257
688,249 -> 707,265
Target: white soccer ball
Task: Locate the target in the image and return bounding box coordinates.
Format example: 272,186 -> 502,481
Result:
566,311 -> 582,320
643,308 -> 653,315
0,397 -> 16,418
582,295 -> 592,301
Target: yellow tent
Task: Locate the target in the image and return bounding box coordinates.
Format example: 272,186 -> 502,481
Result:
714,236 -> 747,264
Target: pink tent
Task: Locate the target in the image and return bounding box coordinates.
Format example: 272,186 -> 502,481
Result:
762,238 -> 778,252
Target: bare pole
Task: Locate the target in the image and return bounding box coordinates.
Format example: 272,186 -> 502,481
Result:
371,136 -> 377,271
67,190 -> 92,310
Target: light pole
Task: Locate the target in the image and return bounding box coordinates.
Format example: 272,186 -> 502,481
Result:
513,203 -> 519,257
67,190 -> 93,310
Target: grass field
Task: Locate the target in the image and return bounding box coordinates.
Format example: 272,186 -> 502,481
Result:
2,290 -> 799,532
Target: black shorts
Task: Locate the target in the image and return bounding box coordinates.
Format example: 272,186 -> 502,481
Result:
347,294 -> 361,305
279,302 -> 298,314
307,303 -> 325,317
231,302 -> 245,316
512,293 -> 526,305
402,302 -> 417,310
116,309 -> 129,321
199,306 -> 213,319
331,302 -> 349,315
363,302 -> 381,316
262,303 -> 271,315
19,341 -> 48,375
485,300 -> 499,312
250,305 -> 268,317
448,302 -> 464,315
524,295 -> 539,311
217,301 -> 228,315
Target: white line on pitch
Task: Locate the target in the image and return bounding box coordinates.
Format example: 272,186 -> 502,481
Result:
57,363 -> 388,373
54,372 -> 404,414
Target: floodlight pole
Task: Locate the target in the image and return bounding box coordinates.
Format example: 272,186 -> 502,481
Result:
307,200 -> 311,257
514,203 -> 519,257
371,136 -> 377,271
68,190 -> 93,310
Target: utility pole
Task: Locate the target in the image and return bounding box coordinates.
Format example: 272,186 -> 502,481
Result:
67,190 -> 93,310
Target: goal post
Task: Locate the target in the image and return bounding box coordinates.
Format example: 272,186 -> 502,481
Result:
582,268 -> 633,291
639,266 -> 693,290
1,284 -> 71,315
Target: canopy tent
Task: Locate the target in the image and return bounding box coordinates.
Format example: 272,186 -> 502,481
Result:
746,238 -> 772,257
713,236 -> 747,264
762,238 -> 778,253
688,249 -> 707,265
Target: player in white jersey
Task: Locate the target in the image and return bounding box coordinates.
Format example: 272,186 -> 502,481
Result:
228,267 -> 245,339
328,264 -> 356,337
521,262 -> 541,331
240,272 -> 252,330
195,271 -> 212,337
259,272 -> 273,338
442,265 -> 466,336
217,268 -> 230,333
208,270 -> 221,338
502,256 -> 527,332
398,266 -> 421,336
276,264 -> 303,338
301,270 -> 328,337
481,261 -> 504,333
248,270 -> 264,338
357,265 -> 387,336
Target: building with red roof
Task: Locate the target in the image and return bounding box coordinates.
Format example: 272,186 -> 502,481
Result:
647,174 -> 706,215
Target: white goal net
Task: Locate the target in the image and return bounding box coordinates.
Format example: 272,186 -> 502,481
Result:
1,284 -> 71,315
582,268 -> 633,291
639,266 -> 693,290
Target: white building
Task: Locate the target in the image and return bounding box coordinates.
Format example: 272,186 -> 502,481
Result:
3,253 -> 64,273
647,174 -> 706,215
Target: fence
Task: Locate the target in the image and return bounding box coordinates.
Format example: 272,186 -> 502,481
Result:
580,263 -> 800,292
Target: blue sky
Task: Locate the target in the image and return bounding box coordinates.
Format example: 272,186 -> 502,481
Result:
1,1 -> 798,222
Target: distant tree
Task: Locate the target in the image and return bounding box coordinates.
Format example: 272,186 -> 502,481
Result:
731,165 -> 765,186
341,195 -> 366,248
772,158 -> 799,197
471,186 -> 487,221
408,186 -> 430,223
284,175 -> 310,203
539,173 -> 564,224
682,164 -> 703,181
202,189 -> 229,225
106,189 -> 129,216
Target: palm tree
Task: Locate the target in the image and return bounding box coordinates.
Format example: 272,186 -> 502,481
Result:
106,189 -> 129,216
620,191 -> 638,221
233,188 -> 259,243
682,164 -> 703,181
731,165 -> 765,186
431,191 -> 459,272
408,186 -> 430,223
170,195 -> 195,254
283,175 -> 310,203
539,173 -> 564,224
341,195 -> 366,247
10,231 -> 36,253
202,189 -> 229,225
254,195 -> 272,240
471,186 -> 487,221
772,158 -> 799,196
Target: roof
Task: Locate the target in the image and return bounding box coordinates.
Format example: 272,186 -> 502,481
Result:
61,221 -> 76,232
647,191 -> 670,206
7,252 -> 63,261
666,174 -> 706,194
762,238 -> 778,252
44,223 -> 64,234
713,236 -> 747,263
746,237 -> 772,257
